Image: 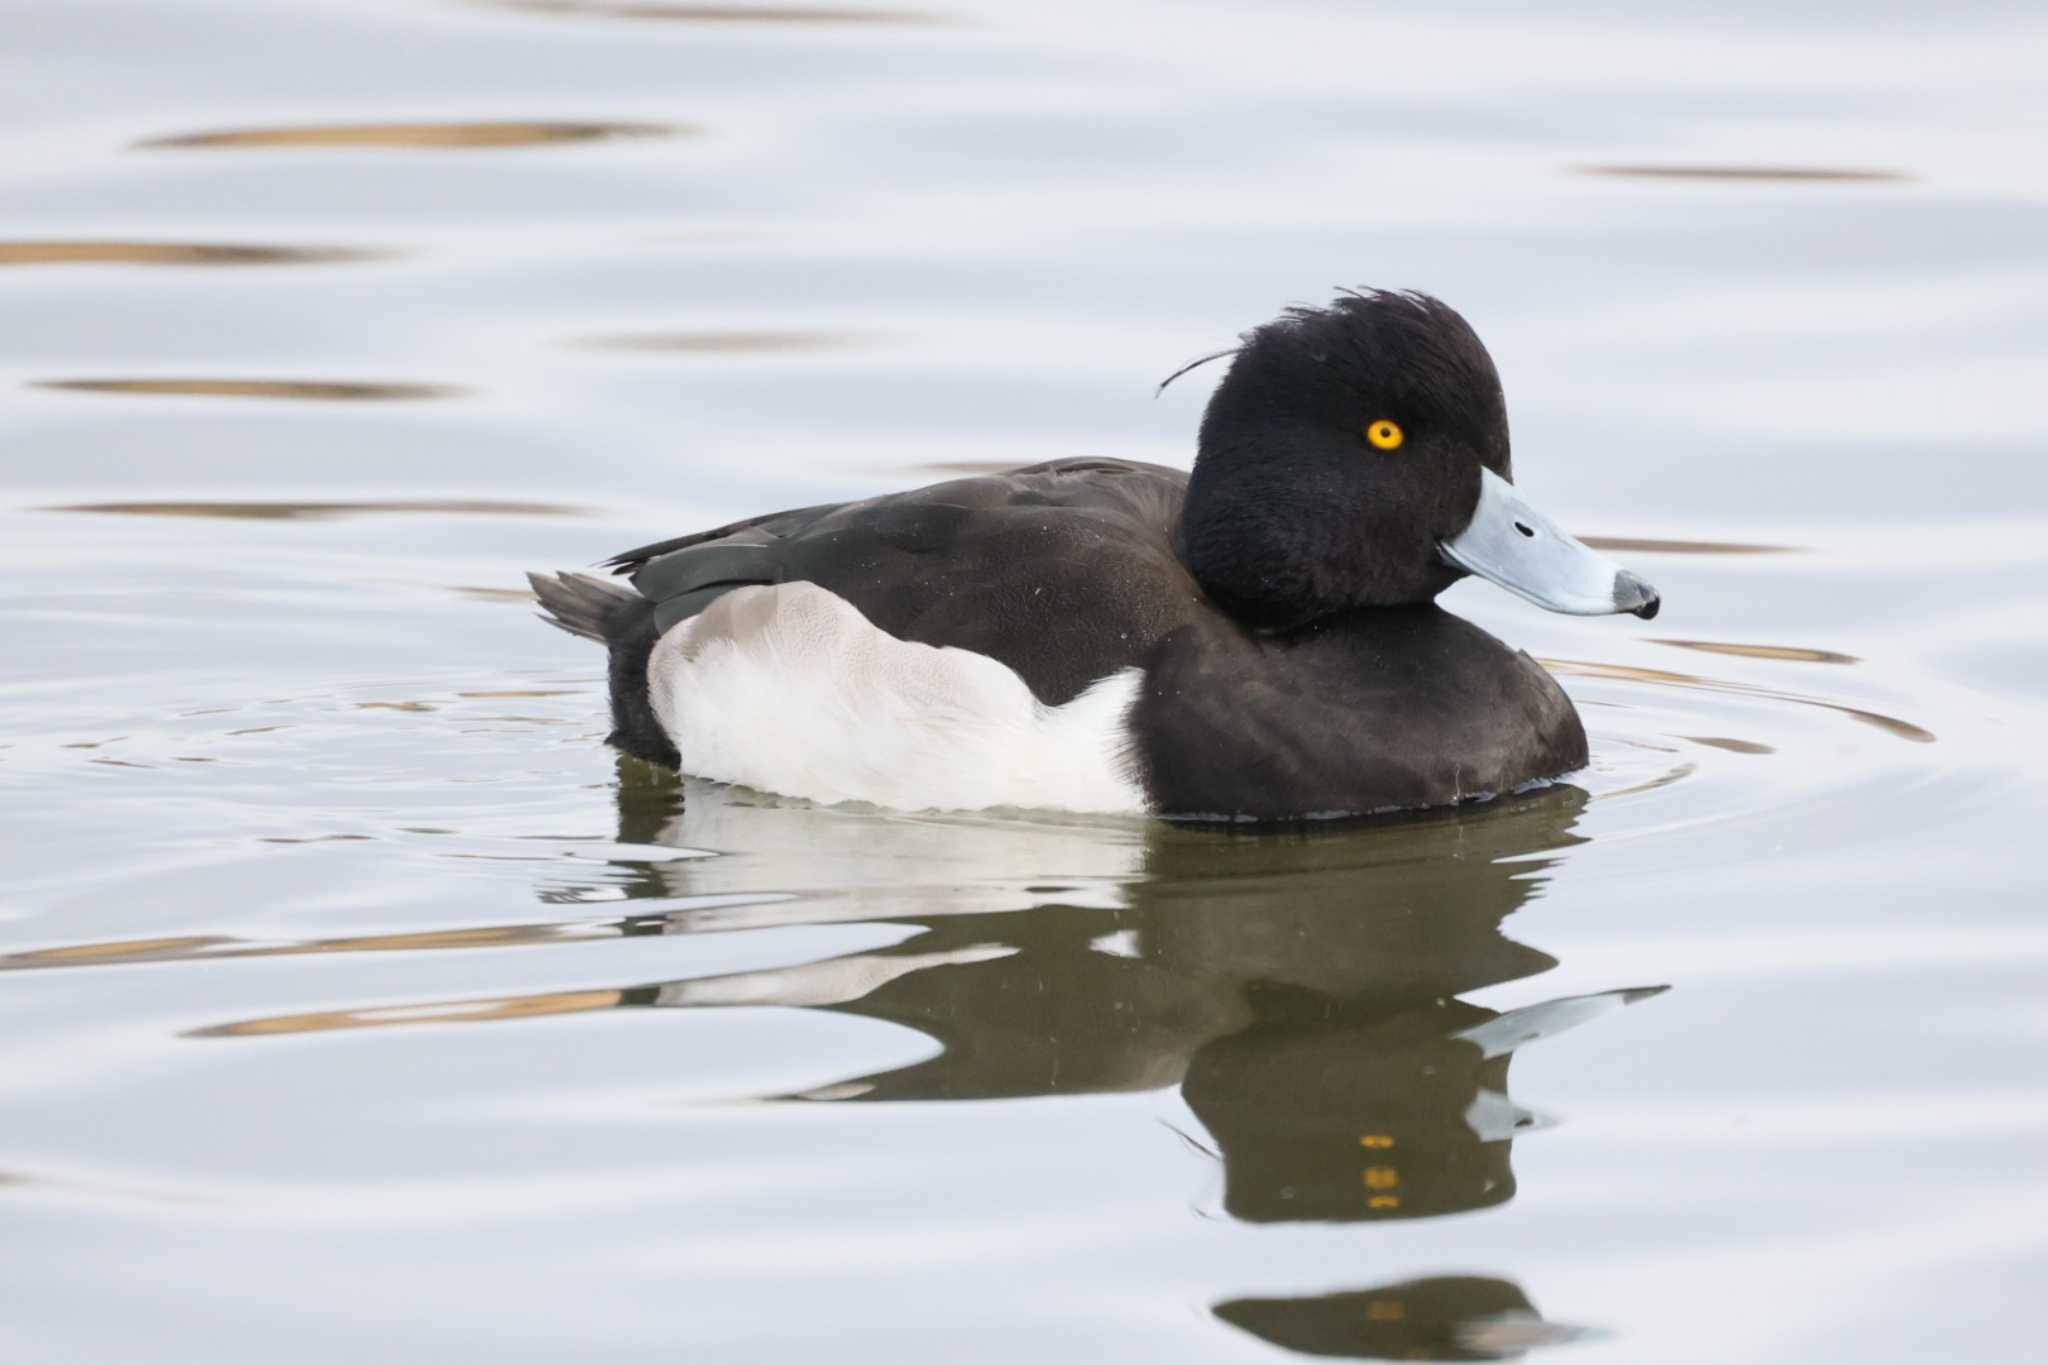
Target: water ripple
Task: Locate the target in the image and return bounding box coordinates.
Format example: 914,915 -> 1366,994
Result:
0,240 -> 385,267
1577,164 -> 1909,183
477,0 -> 949,24
1654,638 -> 1861,665
42,499 -> 586,520
33,378 -> 460,402
579,329 -> 864,354
137,121 -> 677,151
1544,657 -> 1935,744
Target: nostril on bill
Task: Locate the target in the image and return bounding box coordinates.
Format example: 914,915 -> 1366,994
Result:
1513,521 -> 1535,537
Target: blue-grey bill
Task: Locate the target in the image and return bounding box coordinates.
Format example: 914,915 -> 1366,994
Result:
1438,468 -> 1662,619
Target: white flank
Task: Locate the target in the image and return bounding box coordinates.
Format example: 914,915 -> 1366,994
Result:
646,582 -> 1150,815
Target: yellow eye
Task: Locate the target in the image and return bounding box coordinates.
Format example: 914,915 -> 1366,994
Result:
1366,419 -> 1404,450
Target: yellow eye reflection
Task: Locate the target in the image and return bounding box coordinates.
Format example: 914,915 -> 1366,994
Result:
1366,419 -> 1404,450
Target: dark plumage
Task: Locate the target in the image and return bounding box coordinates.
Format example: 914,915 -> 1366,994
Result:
1129,607 -> 1584,818
1183,292 -> 1510,626
531,289 -> 1659,820
527,570 -> 676,768
605,457 -> 1196,704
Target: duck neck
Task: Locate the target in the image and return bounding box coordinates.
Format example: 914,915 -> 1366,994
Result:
1176,459 -> 1342,632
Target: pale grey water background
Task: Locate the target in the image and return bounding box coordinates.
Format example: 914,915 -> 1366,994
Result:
2,2 -> 2046,1361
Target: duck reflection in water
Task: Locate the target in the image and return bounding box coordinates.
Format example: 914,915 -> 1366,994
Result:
173,765 -> 1649,1360
597,768 -> 1652,1360
594,763 -> 1662,1232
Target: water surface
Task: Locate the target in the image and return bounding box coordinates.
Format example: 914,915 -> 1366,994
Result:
3,1 -> 2046,1360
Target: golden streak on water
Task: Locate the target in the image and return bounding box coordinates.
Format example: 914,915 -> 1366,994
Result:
1581,535 -> 1798,556
137,120 -> 677,150
581,329 -> 862,353
44,500 -> 587,520
1543,657 -> 1936,744
479,0 -> 949,23
459,689 -> 576,698
1655,639 -> 1861,665
188,987 -> 628,1037
1684,735 -> 1776,755
0,920 -> 628,972
0,240 -> 383,267
34,378 -> 459,401
1597,760 -> 1698,801
1576,164 -> 1910,184
2,935 -> 231,967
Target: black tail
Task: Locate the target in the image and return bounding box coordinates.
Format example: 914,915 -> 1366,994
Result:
528,570 -> 633,644
527,571 -> 680,769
